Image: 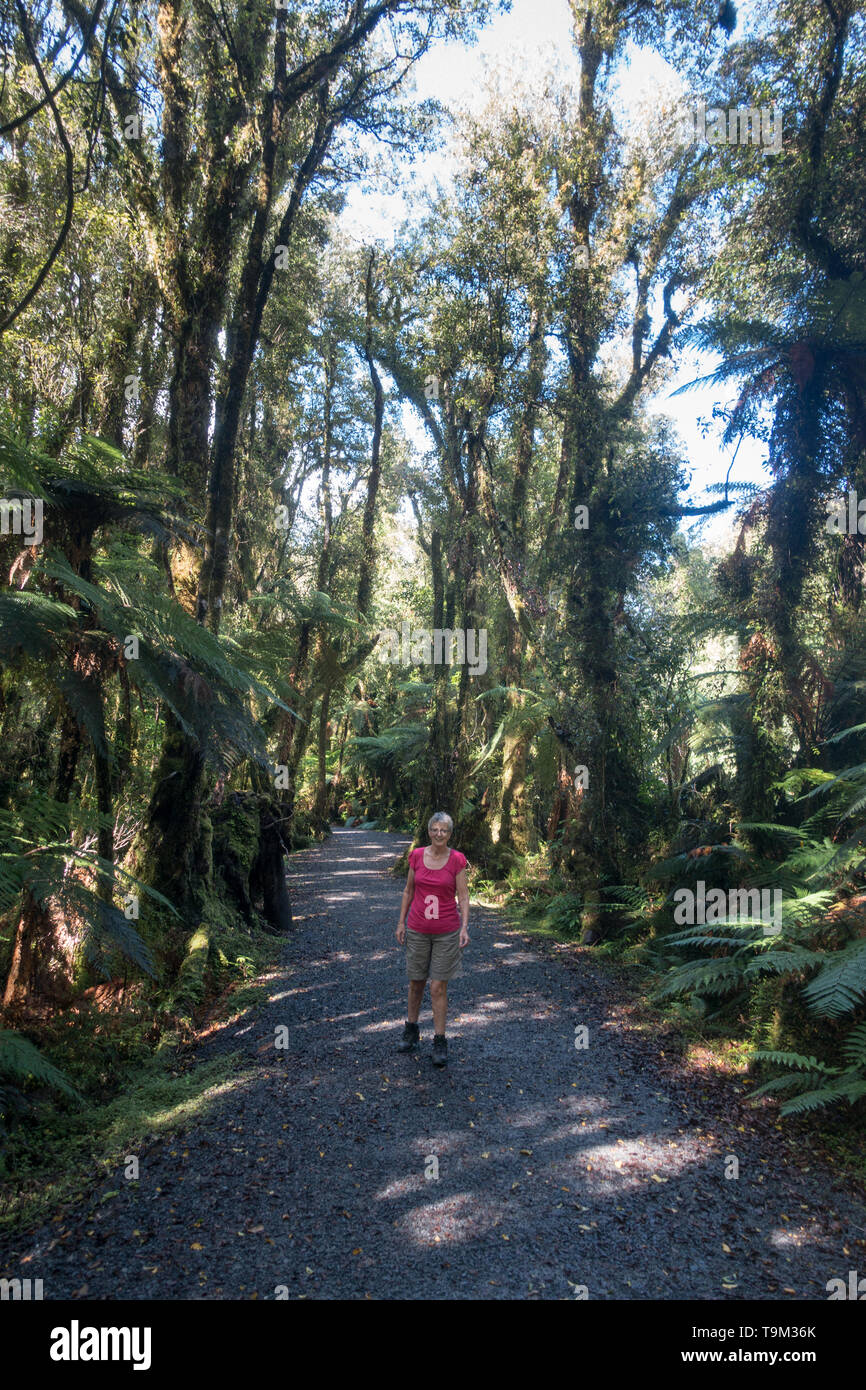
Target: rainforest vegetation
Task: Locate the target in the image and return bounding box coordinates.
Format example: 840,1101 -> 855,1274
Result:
1,0 -> 866,1199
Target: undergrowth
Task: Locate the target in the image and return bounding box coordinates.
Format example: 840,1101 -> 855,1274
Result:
0,903 -> 285,1236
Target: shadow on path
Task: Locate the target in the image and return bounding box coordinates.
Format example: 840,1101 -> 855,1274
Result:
2,827 -> 863,1300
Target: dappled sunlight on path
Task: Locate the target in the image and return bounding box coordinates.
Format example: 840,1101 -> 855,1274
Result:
3,827 -> 863,1301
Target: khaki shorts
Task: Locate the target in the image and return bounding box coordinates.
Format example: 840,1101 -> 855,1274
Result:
405,927 -> 463,981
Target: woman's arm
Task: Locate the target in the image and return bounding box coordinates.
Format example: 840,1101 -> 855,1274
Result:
395,865 -> 415,943
456,867 -> 469,945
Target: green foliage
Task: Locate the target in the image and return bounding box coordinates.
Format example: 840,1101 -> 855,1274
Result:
544,892 -> 584,936
0,788 -> 166,981
750,1048 -> 866,1116
0,1030 -> 80,1101
649,738 -> 866,1115
801,940 -> 866,1020
2,0 -> 865,1195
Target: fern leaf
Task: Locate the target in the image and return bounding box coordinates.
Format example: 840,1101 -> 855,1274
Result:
779,1085 -> 862,1115
654,957 -> 745,999
841,1022 -> 866,1068
0,1031 -> 81,1100
802,939 -> 866,1018
751,1049 -> 837,1073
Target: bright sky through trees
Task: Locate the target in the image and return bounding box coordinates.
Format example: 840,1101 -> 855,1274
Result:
342,0 -> 772,549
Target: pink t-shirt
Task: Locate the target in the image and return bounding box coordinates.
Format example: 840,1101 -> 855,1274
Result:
406,846 -> 467,934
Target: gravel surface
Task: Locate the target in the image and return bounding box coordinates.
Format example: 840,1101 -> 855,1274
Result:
2,826 -> 864,1300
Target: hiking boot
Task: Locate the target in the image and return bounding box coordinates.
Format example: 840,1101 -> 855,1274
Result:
397,1020 -> 420,1052
432,1033 -> 448,1068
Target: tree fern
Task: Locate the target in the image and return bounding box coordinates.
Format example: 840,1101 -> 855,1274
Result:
0,1031 -> 81,1101
842,1022 -> 866,1067
13,554 -> 294,773
801,939 -> 866,1019
774,1083 -> 866,1115
0,789 -> 175,981
653,735 -> 866,1116
654,956 -> 745,999
748,1048 -> 866,1115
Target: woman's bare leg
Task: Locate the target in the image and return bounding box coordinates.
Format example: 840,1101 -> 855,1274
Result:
430,979 -> 447,1034
407,978 -> 426,1023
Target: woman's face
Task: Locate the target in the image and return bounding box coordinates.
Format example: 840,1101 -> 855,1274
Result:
429,820 -> 451,847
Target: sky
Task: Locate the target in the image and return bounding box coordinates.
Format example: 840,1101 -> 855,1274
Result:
340,0 -> 772,552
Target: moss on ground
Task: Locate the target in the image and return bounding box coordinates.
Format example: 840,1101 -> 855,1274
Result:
0,1047 -> 244,1235
0,901 -> 286,1237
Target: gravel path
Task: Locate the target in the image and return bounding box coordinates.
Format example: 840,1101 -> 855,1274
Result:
2,827 -> 864,1300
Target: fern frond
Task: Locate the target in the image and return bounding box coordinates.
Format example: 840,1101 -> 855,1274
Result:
744,947 -> 825,977
750,1049 -> 837,1074
779,1084 -> 866,1115
654,957 -> 745,999
841,1023 -> 866,1067
802,939 -> 866,1018
0,1031 -> 81,1100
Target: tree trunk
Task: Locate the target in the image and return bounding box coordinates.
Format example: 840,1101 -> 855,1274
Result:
311,688 -> 332,829
139,709 -> 209,918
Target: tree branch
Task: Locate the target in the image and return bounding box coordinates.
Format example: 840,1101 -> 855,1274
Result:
0,1 -> 76,334
0,0 -> 105,134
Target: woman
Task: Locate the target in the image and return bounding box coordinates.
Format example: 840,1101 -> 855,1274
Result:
395,811 -> 469,1067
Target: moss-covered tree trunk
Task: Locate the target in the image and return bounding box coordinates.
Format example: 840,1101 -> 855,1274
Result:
497,307 -> 545,857
139,710 -> 210,920
311,687 -> 332,830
